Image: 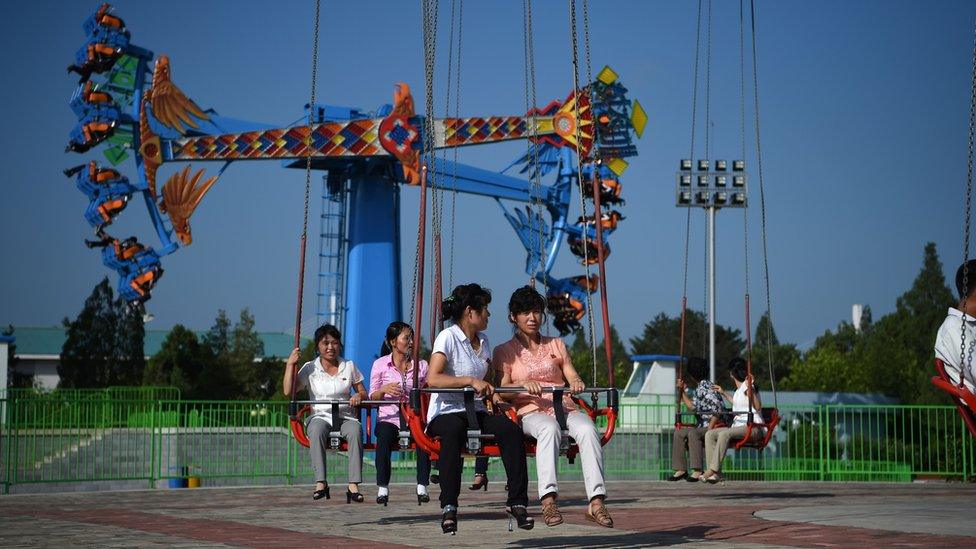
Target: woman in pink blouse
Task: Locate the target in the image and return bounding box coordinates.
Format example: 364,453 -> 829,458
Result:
368,321 -> 431,506
495,286 -> 613,528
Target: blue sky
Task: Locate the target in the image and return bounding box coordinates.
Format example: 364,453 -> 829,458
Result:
0,0 -> 972,353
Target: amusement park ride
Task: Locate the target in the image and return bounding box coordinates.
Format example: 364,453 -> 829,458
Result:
63,3 -> 645,382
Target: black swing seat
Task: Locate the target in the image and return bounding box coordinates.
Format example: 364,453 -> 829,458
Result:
932,358 -> 976,439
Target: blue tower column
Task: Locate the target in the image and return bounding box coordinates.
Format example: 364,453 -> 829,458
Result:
342,174 -> 402,386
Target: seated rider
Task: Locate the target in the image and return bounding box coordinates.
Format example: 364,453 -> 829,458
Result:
935,259 -> 976,391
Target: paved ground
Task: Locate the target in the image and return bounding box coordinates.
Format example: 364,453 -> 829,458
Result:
1,481 -> 974,548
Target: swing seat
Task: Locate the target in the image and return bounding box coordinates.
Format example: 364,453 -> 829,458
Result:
732,407 -> 779,451
932,358 -> 976,439
288,401 -> 374,451
404,387 -> 618,463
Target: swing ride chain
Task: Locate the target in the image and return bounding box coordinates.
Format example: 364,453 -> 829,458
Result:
523,0 -> 546,288
411,0 -> 439,326
679,0 -> 704,370
749,0 -> 777,404
290,0 -> 321,402
960,17 -> 976,386
568,0 -> 600,388
702,0 -> 713,361
739,0 -> 751,368
448,0 -> 464,292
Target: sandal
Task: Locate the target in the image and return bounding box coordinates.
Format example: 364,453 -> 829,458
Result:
541,501 -> 564,527
468,474 -> 488,491
667,471 -> 688,482
506,505 -> 535,531
312,482 -> 330,500
586,501 -> 614,528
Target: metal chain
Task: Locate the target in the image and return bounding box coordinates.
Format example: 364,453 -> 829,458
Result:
960,17 -> 976,385
740,0 -> 751,365
704,0 -> 712,161
568,0 -> 599,385
749,0 -> 777,405
410,0 -> 439,326
680,0 -> 703,363
448,0 -> 463,292
290,0 -> 320,400
524,0 -> 546,288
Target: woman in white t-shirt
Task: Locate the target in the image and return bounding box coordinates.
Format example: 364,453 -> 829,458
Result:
426,283 -> 533,534
702,358 -> 764,483
283,324 -> 368,503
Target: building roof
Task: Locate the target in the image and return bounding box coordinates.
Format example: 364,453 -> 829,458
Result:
6,326 -> 307,359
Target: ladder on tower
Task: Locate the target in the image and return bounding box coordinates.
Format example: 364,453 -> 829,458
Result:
316,172 -> 348,332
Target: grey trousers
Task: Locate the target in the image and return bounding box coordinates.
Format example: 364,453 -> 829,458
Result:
704,425 -> 757,472
521,411 -> 606,501
307,416 -> 363,484
671,427 -> 707,471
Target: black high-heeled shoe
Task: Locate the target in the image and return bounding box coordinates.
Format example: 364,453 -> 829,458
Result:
417,493 -> 430,505
312,483 -> 330,500
468,474 -> 488,491
347,489 -> 365,503
506,505 -> 534,531
376,494 -> 389,506
441,505 -> 458,535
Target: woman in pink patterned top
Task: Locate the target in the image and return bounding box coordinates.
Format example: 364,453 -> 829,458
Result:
495,286 -> 613,528
368,321 -> 431,506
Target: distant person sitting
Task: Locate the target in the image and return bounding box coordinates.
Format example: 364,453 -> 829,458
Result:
701,358 -> 763,483
935,259 -> 976,391
669,358 -> 726,482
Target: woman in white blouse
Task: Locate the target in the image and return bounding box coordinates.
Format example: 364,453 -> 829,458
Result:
426,283 -> 533,534
284,324 -> 368,503
702,358 -> 764,483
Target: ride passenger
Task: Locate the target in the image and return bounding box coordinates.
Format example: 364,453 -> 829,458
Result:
669,358 -> 726,482
426,283 -> 533,534
935,259 -> 976,390
701,358 -> 763,483
495,285 -> 613,528
283,324 -> 367,503
369,321 -> 432,505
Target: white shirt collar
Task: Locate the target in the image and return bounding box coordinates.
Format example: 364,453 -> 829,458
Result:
448,323 -> 487,348
947,308 -> 976,323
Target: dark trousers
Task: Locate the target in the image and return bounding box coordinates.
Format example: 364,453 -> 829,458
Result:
374,421 -> 431,487
427,411 -> 528,509
474,456 -> 489,475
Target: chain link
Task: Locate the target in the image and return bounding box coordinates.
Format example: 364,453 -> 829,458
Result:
740,0 -> 751,366
448,0 -> 463,293
680,0 -> 703,363
749,0 -> 777,405
959,17 -> 976,384
524,0 -> 546,288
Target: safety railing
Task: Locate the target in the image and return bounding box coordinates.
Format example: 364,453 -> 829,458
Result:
2,397 -> 973,493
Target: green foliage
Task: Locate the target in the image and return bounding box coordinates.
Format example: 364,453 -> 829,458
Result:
143,325 -> 206,397
569,325 -> 630,389
58,278 -> 146,388
628,309 -> 745,382
782,242 -> 954,404
4,325 -> 34,388
750,312 -> 799,386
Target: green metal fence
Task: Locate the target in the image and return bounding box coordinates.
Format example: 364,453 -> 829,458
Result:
1,397 -> 973,493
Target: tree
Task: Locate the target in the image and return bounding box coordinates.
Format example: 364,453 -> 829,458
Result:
59,279 -> 121,387
143,325 -> 206,396
749,312 -> 799,387
629,309 -> 745,382
569,325 -> 630,389
231,309 -> 276,400
59,278 -> 147,388
4,325 -> 33,389
197,309 -> 239,399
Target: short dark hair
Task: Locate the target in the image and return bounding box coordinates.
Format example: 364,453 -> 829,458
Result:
314,324 -> 342,347
685,356 -> 708,382
441,283 -> 492,323
956,260 -> 976,300
508,285 -> 547,320
729,357 -> 748,382
380,321 -> 412,356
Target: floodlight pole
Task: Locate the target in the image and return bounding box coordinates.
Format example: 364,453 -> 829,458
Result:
708,204 -> 717,381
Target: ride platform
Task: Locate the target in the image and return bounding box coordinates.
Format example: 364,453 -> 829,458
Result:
1,481 -> 973,547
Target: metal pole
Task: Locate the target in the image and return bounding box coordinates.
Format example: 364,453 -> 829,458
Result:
708,205 -> 717,381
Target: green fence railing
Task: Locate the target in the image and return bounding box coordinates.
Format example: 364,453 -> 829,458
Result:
1,397 -> 973,493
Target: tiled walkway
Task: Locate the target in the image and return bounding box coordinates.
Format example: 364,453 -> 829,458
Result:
1,481 -> 973,547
